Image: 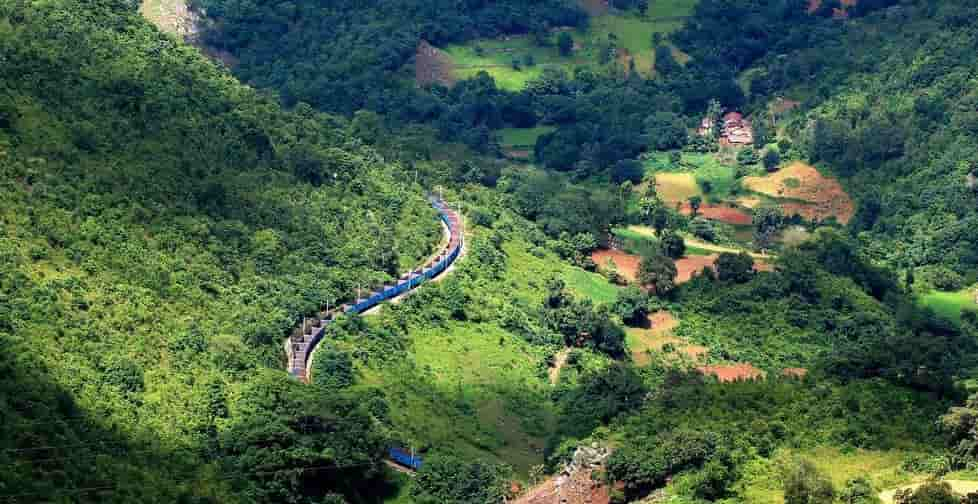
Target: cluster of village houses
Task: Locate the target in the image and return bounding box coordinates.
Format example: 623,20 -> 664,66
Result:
697,111 -> 755,147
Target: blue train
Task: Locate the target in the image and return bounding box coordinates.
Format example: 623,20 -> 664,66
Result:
287,197 -> 463,381
388,447 -> 423,471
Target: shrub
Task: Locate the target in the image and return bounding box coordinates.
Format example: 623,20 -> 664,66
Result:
737,147 -> 759,166
715,252 -> 754,283
690,218 -> 717,242
613,286 -> 650,325
783,458 -> 835,504
660,232 -> 686,259
763,149 -> 782,172
638,253 -> 678,296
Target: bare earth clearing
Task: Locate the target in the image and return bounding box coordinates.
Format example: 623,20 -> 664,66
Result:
681,202 -> 753,225
549,348 -> 571,385
743,161 -> 855,223
697,363 -> 765,382
592,246 -> 771,287
628,311 -> 706,366
416,40 -> 457,87
139,0 -> 199,38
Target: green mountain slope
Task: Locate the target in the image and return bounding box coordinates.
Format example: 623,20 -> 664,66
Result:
0,1 -> 439,501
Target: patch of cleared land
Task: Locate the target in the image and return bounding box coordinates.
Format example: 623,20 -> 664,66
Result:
627,226 -> 772,261
499,126 -> 555,149
681,202 -> 752,225
743,161 -> 855,223
654,172 -> 701,204
440,2 -> 695,90
592,248 -> 640,283
697,363 -> 765,382
626,311 -> 707,366
140,0 -> 198,37
738,447 -> 925,504
880,480 -> 978,503
592,247 -> 770,288
416,40 -> 457,87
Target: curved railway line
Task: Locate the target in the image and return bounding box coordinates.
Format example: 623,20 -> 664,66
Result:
285,197 -> 463,383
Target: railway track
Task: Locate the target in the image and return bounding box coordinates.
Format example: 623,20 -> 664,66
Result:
285,197 -> 463,383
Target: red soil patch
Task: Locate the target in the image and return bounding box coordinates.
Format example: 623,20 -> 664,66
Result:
743,162 -> 855,224
595,250 -> 770,287
681,203 -> 753,226
676,254 -> 719,284
697,363 -> 765,383
514,468 -> 610,504
416,40 -> 456,87
592,249 -> 640,283
504,148 -> 532,160
782,367 -> 808,379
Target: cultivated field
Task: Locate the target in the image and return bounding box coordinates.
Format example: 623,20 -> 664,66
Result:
626,311 -> 708,366
654,172 -> 701,204
743,161 -> 855,223
438,2 -> 696,90
499,126 -> 556,149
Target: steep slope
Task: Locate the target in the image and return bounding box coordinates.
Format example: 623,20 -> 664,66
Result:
0,1 -> 439,502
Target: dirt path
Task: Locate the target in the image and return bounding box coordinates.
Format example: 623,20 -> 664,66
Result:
626,226 -> 771,260
549,348 -> 571,386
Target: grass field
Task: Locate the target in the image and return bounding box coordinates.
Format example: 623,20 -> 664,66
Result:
920,288 -> 978,324
444,38 -> 561,90
613,226 -> 714,257
365,237 -> 620,479
653,172 -> 701,204
736,447 -> 924,504
644,151 -> 740,201
499,126 -> 556,148
565,267 -> 621,305
442,5 -> 695,90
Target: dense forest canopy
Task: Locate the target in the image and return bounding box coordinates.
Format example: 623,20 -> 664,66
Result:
0,0 -> 441,501
194,0 -> 586,116
4,0 -> 978,503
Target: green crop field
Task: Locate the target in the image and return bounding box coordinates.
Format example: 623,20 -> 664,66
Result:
565,268 -> 621,304
645,151 -> 740,201
443,5 -> 696,90
499,126 -> 556,148
443,38 -> 574,91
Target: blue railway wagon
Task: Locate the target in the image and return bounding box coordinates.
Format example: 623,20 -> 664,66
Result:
290,199 -> 463,380
388,448 -> 423,471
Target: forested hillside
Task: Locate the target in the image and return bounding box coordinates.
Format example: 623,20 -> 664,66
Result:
6,0 -> 978,503
0,1 -> 440,501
